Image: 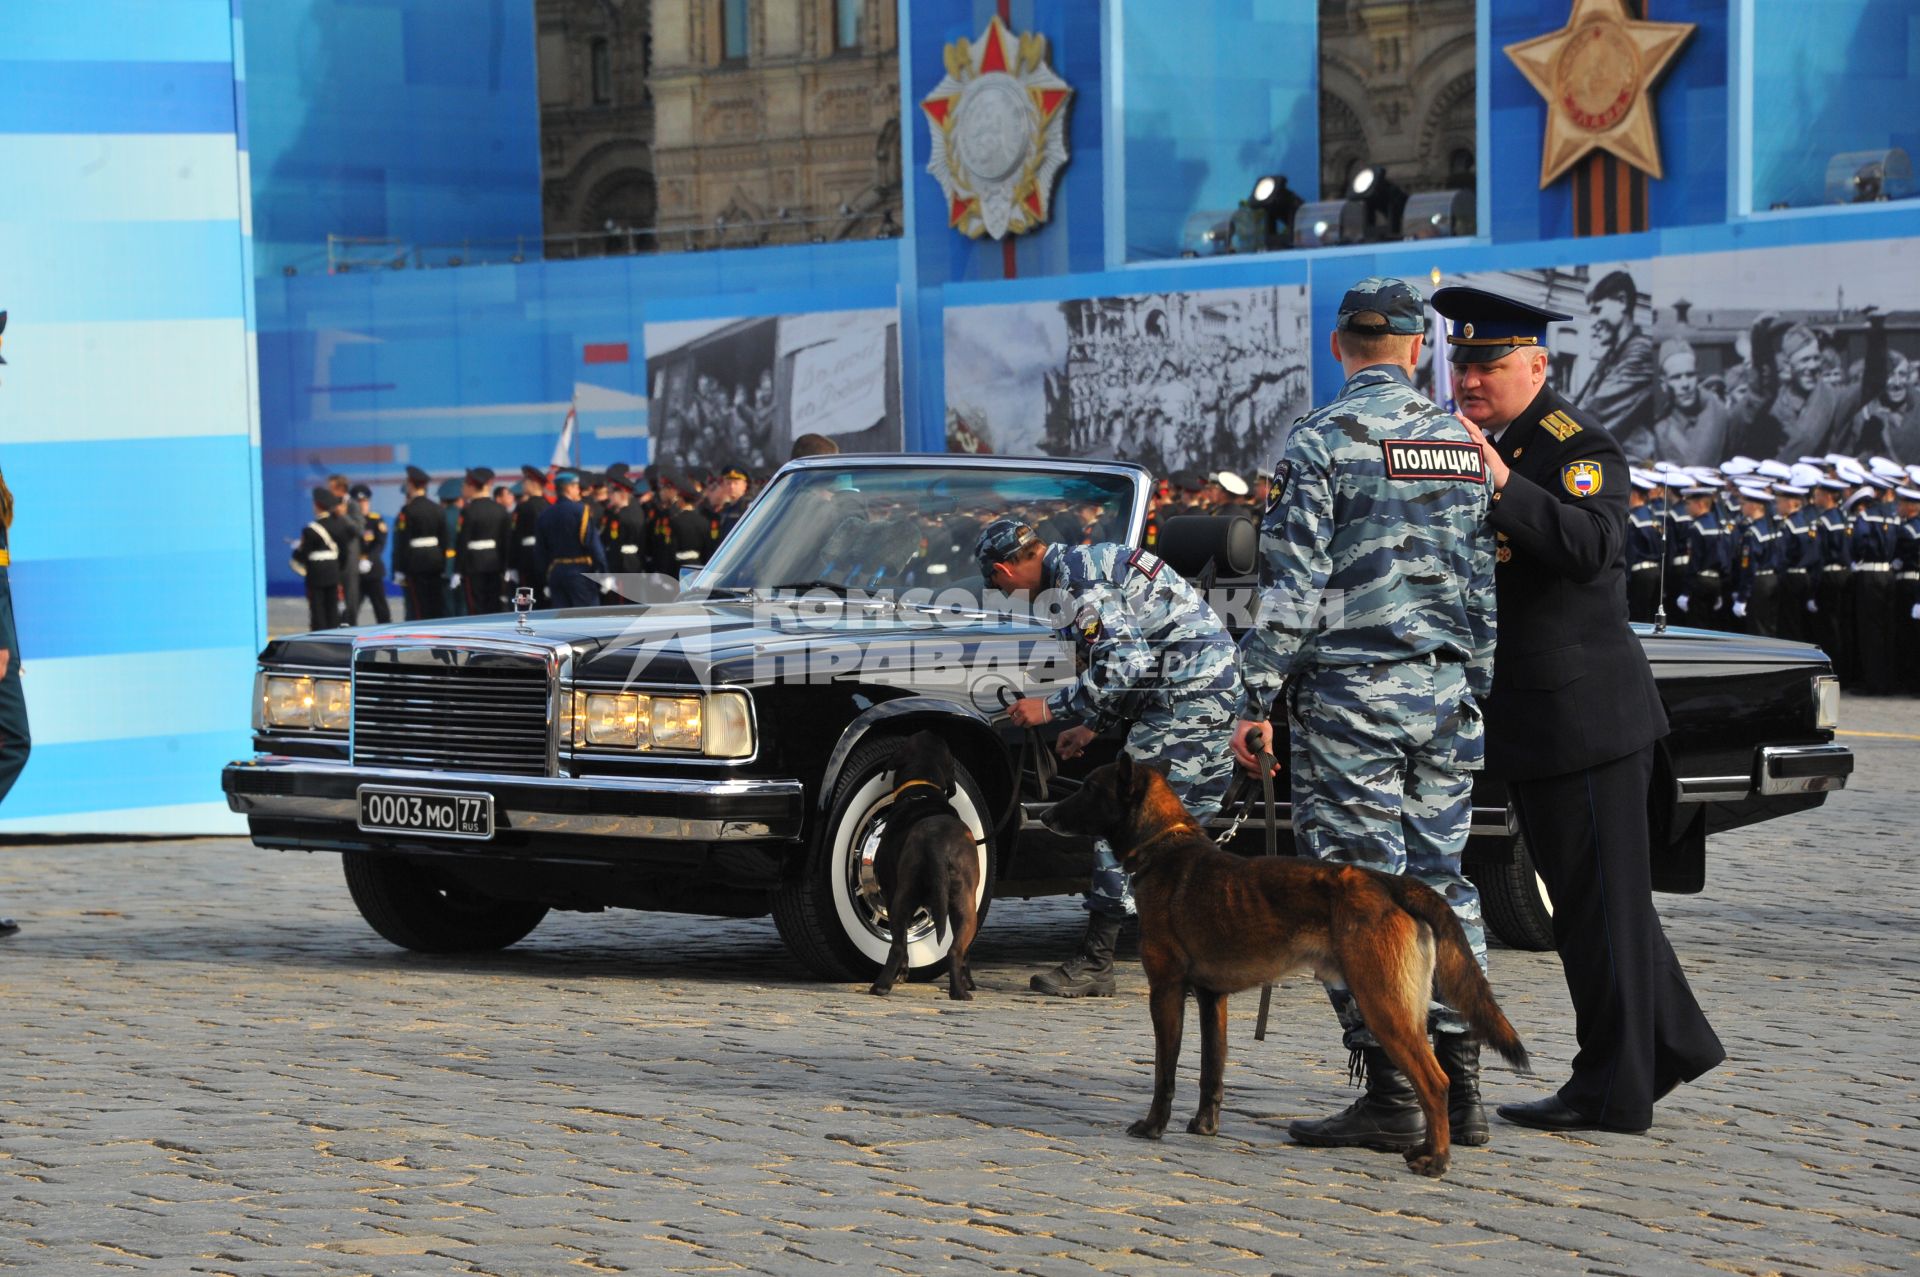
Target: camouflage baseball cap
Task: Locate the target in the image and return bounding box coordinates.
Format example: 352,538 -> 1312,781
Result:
1336,276 -> 1426,336
974,517 -> 1040,577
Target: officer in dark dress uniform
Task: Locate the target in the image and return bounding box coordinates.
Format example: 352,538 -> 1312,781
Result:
391,465 -> 449,620
1677,485 -> 1729,629
1893,487 -> 1920,695
707,465 -> 751,544
536,470 -> 608,608
603,474 -> 653,594
1730,486 -> 1782,636
511,465 -> 549,604
0,312 -> 28,936
1434,285 -> 1724,1134
1776,483 -> 1817,643
1848,478 -> 1897,693
1810,479 -> 1853,677
646,467 -> 713,578
349,483 -> 392,624
291,486 -> 351,630
455,468 -> 511,614
1625,471 -> 1663,623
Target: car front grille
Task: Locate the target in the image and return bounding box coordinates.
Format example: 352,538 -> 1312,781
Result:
351,649 -> 552,776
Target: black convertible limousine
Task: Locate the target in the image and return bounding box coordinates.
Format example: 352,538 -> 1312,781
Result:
224,455 -> 1852,980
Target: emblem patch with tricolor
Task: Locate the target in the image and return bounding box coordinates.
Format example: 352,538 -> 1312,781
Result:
1562,460 -> 1602,498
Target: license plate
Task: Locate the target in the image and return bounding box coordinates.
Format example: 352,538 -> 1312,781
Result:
357,786 -> 494,840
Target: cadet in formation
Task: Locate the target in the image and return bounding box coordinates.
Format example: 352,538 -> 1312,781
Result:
1229,277 -> 1498,1151
1440,284 -> 1724,1133
0,311 -> 27,937
392,465 -> 449,620
290,485 -> 352,630
511,465 -> 549,604
349,483 -> 391,624
1729,485 -> 1782,635
455,467 -> 512,614
536,470 -> 608,608
983,518 -> 1242,999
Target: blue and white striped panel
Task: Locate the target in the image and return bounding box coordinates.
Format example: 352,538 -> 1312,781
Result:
0,0 -> 262,833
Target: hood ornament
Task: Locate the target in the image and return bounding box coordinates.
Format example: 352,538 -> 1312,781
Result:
513,587 -> 536,634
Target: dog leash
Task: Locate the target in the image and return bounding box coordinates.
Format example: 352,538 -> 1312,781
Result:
993,686 -> 1058,835
1244,723 -> 1282,1041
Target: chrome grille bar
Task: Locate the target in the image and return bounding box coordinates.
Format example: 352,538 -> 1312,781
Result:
351,649 -> 552,776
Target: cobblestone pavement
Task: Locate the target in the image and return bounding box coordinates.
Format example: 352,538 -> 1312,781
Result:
2,696 -> 1916,1276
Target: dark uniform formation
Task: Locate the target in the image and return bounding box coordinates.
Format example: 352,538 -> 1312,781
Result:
290,461 -> 761,624
1621,452 -> 1920,695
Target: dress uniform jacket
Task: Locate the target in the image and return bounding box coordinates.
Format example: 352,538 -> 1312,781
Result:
455,495 -> 512,613
535,497 -> 608,608
511,495 -> 546,596
604,502 -> 652,583
1484,385 -> 1667,780
392,494 -> 449,620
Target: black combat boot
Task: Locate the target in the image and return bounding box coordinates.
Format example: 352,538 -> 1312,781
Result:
1029,912 -> 1123,997
1435,1033 -> 1489,1146
1288,1045 -> 1427,1151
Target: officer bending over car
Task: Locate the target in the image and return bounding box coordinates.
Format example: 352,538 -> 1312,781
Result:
980,517 -> 1242,999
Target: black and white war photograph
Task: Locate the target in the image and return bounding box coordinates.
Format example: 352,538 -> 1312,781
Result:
646,307 -> 903,474
1426,235 -> 1920,466
943,283 -> 1312,478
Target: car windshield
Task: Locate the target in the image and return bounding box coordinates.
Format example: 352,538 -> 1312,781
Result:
697,462 -> 1139,607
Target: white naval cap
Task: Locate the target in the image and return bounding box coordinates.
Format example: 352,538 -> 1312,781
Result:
1723,456 -> 1758,475
1756,459 -> 1792,479
1212,470 -> 1249,497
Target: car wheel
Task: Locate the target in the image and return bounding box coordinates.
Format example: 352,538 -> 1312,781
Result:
772,736 -> 997,982
1468,833 -> 1556,952
342,853 -> 549,953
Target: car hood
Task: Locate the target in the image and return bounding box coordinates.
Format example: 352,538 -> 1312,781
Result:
270,598 -> 1055,685
1635,624 -> 1833,668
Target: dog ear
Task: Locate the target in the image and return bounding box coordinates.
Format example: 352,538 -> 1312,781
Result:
1114,752 -> 1135,793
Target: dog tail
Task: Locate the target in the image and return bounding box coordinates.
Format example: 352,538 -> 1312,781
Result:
1387,876 -> 1531,1074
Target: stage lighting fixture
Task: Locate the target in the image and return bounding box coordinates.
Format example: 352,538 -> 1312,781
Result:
1292,199 -> 1365,248
1825,148 -> 1912,204
1180,210 -> 1236,257
1400,188 -> 1475,239
1242,173 -> 1304,250
1349,164 -> 1408,239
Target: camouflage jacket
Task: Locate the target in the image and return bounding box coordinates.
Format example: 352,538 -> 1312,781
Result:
1240,364 -> 1496,719
1042,542 -> 1238,729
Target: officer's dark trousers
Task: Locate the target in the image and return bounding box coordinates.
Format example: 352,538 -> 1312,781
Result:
1509,744 -> 1725,1130
1897,575 -> 1920,695
402,575 -> 446,621
464,571 -> 505,615
547,567 -> 601,609
305,580 -> 341,630
0,602 -> 31,805
356,573 -> 392,624
1850,568 -> 1893,693
1815,569 -> 1852,680
1778,571 -> 1811,642
1627,568 -> 1661,624
1746,572 -> 1780,637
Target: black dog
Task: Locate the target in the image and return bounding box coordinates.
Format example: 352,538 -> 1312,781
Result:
868,730 -> 983,1001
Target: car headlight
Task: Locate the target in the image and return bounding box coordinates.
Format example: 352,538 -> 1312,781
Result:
257,672 -> 351,732
1813,674 -> 1840,731
564,689 -> 753,757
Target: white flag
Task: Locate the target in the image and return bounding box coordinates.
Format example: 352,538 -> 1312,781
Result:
549,404 -> 577,470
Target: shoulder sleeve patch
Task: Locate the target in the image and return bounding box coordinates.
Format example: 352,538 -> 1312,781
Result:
1541,411 -> 1583,442
1380,439 -> 1485,481
1267,461 -> 1291,512
1124,548 -> 1163,580
1562,460 -> 1603,498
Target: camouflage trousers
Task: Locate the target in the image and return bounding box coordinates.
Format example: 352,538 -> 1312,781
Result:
1087,689 -> 1240,917
1288,656 -> 1487,1046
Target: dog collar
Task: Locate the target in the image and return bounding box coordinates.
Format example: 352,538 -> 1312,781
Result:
884,778 -> 946,804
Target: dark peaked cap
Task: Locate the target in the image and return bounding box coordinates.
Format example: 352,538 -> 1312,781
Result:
1430,285 -> 1571,364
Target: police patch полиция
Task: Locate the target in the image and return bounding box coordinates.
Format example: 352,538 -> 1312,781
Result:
1380,440 -> 1486,482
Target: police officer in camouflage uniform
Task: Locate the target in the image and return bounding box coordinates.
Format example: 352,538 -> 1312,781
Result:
982,518 -> 1242,999
1229,277 -> 1499,1153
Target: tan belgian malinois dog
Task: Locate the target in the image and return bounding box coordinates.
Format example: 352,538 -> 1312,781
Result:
1044,754 -> 1529,1177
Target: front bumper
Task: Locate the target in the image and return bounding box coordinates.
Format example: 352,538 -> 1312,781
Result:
222,756 -> 807,844
1673,742 -> 1855,803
